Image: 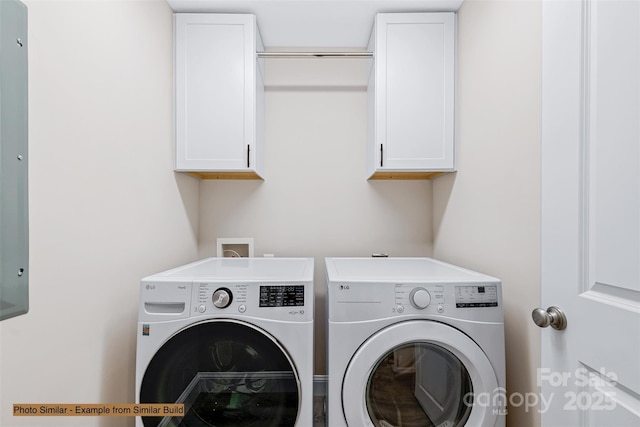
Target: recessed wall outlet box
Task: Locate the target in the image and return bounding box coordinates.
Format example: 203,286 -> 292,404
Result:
217,238 -> 254,258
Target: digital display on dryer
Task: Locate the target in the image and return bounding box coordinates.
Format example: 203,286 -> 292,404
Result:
259,285 -> 305,307
455,285 -> 499,308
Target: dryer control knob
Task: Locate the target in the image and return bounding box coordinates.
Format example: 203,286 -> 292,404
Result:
410,288 -> 431,309
212,288 -> 233,309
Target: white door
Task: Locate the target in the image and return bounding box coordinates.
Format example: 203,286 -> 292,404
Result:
541,1 -> 640,426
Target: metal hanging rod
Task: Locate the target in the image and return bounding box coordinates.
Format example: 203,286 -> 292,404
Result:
257,52 -> 373,58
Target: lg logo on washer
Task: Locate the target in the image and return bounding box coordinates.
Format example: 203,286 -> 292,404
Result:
339,285 -> 350,290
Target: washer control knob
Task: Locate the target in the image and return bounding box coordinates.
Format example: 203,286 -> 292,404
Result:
410,288 -> 431,309
212,288 -> 233,309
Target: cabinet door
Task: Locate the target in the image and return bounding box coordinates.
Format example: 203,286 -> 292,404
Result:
175,14 -> 261,177
372,13 -> 455,176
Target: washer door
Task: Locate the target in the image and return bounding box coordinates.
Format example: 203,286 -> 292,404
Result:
140,319 -> 300,427
342,321 -> 499,427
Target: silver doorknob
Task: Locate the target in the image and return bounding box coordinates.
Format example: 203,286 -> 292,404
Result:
532,306 -> 567,330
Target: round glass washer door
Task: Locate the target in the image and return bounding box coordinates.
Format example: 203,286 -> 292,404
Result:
342,320 -> 499,427
140,319 -> 300,427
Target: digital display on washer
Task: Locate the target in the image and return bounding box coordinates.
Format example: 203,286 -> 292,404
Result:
259,285 -> 304,307
455,285 -> 499,308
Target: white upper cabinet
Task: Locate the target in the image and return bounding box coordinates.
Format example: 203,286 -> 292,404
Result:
367,13 -> 456,179
175,14 -> 264,179
166,1 -> 464,47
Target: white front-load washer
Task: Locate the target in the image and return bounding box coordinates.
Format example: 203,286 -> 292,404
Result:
136,257 -> 314,427
326,257 -> 506,427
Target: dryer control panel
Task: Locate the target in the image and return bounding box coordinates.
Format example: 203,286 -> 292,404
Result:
455,285 -> 499,308
328,280 -> 502,323
395,284 -> 445,312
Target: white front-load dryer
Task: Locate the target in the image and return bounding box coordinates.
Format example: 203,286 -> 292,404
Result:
136,257 -> 314,427
326,257 -> 506,427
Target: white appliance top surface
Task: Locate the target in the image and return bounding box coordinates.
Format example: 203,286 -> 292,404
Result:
325,257 -> 499,283
146,257 -> 314,281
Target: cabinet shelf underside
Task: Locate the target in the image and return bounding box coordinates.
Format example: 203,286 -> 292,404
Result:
368,171 -> 450,180
183,171 -> 264,180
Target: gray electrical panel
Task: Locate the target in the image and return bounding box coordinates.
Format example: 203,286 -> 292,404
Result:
1,0 -> 29,321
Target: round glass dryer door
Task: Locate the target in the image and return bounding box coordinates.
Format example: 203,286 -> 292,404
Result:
342,321 -> 500,427
367,343 -> 472,426
140,320 -> 300,427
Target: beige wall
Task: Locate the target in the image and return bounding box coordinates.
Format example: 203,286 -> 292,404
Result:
198,56 -> 434,373
432,1 -> 542,426
0,1 -> 199,426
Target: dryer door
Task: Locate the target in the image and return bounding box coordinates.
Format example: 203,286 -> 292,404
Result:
140,319 -> 300,427
342,320 -> 500,427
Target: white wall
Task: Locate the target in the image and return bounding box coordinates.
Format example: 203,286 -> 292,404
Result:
432,1 -> 542,426
198,56 -> 434,372
0,1 -> 199,426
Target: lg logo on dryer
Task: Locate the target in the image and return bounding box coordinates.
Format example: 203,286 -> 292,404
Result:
339,285 -> 350,290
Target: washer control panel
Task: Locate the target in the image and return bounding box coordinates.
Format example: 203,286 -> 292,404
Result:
259,285 -> 304,307
196,283 -> 247,314
192,282 -> 311,321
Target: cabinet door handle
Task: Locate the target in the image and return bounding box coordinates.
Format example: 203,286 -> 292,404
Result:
247,144 -> 251,168
380,143 -> 383,167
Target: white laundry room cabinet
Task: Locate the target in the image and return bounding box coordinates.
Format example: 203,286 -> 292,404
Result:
175,14 -> 265,179
367,13 -> 456,179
